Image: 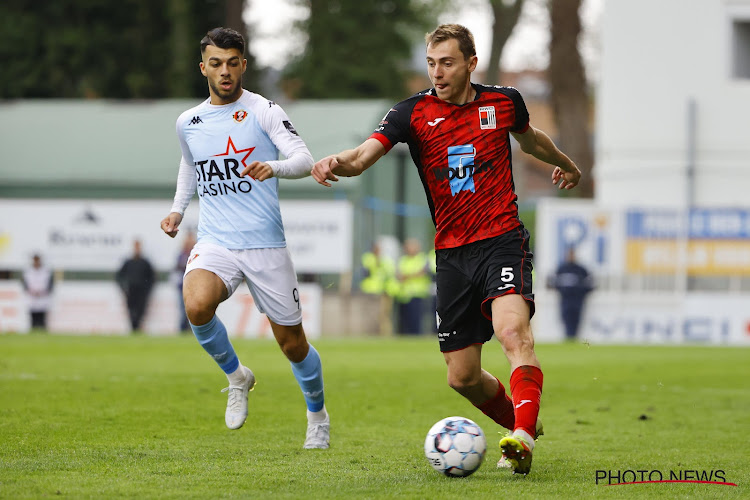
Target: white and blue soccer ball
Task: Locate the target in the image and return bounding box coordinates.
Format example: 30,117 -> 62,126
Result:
424,416 -> 487,477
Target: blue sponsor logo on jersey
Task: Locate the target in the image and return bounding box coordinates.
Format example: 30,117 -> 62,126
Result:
446,144 -> 476,195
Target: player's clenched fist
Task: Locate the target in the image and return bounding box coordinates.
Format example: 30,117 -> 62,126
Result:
160,212 -> 183,238
241,161 -> 274,181
311,156 -> 340,187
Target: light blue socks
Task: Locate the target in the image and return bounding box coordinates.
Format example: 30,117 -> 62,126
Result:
190,316 -> 239,374
193,317 -> 323,412
291,344 -> 325,412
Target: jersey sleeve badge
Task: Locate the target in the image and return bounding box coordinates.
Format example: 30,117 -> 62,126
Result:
283,120 -> 299,135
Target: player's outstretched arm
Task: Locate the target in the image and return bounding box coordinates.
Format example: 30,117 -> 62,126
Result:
241,149 -> 315,182
511,125 -> 581,190
312,138 -> 386,187
160,212 -> 183,238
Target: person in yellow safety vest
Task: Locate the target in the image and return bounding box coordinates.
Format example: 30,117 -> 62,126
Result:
396,238 -> 432,335
360,242 -> 397,336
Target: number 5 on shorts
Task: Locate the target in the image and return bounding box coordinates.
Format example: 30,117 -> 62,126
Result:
501,267 -> 514,282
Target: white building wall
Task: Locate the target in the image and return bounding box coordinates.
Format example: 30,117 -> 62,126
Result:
596,0 -> 750,208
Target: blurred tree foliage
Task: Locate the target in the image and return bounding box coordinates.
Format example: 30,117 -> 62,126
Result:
0,0 -> 259,99
282,0 -> 450,99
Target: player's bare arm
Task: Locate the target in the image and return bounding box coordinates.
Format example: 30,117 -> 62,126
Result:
160,212 -> 183,238
511,126 -> 581,190
312,138 -> 386,187
241,161 -> 273,181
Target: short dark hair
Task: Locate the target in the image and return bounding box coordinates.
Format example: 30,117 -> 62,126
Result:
425,24 -> 476,60
200,27 -> 245,55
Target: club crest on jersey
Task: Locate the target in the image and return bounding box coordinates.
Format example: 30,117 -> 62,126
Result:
479,106 -> 496,130
233,110 -> 248,123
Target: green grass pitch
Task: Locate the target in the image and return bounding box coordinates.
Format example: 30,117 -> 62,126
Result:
1,334 -> 747,499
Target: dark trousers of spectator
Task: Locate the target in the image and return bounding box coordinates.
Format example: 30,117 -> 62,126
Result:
399,297 -> 424,335
562,306 -> 583,340
30,311 -> 47,330
178,285 -> 189,332
126,288 -> 150,332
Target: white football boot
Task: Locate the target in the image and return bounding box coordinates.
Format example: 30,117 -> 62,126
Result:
303,414 -> 330,449
221,366 -> 256,430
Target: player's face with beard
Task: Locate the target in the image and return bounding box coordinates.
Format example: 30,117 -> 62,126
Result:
200,45 -> 247,104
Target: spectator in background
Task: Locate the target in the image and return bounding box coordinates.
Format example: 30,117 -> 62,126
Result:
551,247 -> 594,341
360,241 -> 397,336
116,239 -> 155,333
173,231 -> 196,333
22,254 -> 54,331
396,238 -> 431,335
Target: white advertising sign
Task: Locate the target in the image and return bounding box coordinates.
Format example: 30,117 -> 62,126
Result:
533,290 -> 750,346
1,280 -> 321,337
0,281 -> 27,332
535,198 -> 625,281
280,200 -> 353,274
534,199 -> 750,345
0,199 -> 352,273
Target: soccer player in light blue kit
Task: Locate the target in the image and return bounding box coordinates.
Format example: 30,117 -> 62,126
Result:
160,27 -> 329,449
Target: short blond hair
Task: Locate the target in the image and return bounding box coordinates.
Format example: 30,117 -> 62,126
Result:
425,24 -> 476,60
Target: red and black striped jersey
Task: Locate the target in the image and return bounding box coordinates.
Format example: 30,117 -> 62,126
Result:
370,83 -> 530,250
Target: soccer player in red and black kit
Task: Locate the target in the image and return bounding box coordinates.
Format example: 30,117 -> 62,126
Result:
312,24 -> 581,475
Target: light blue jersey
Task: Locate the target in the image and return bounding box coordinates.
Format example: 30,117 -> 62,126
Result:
176,90 -> 310,249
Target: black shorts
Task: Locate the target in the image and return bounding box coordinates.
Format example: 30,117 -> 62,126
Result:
435,226 -> 534,352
